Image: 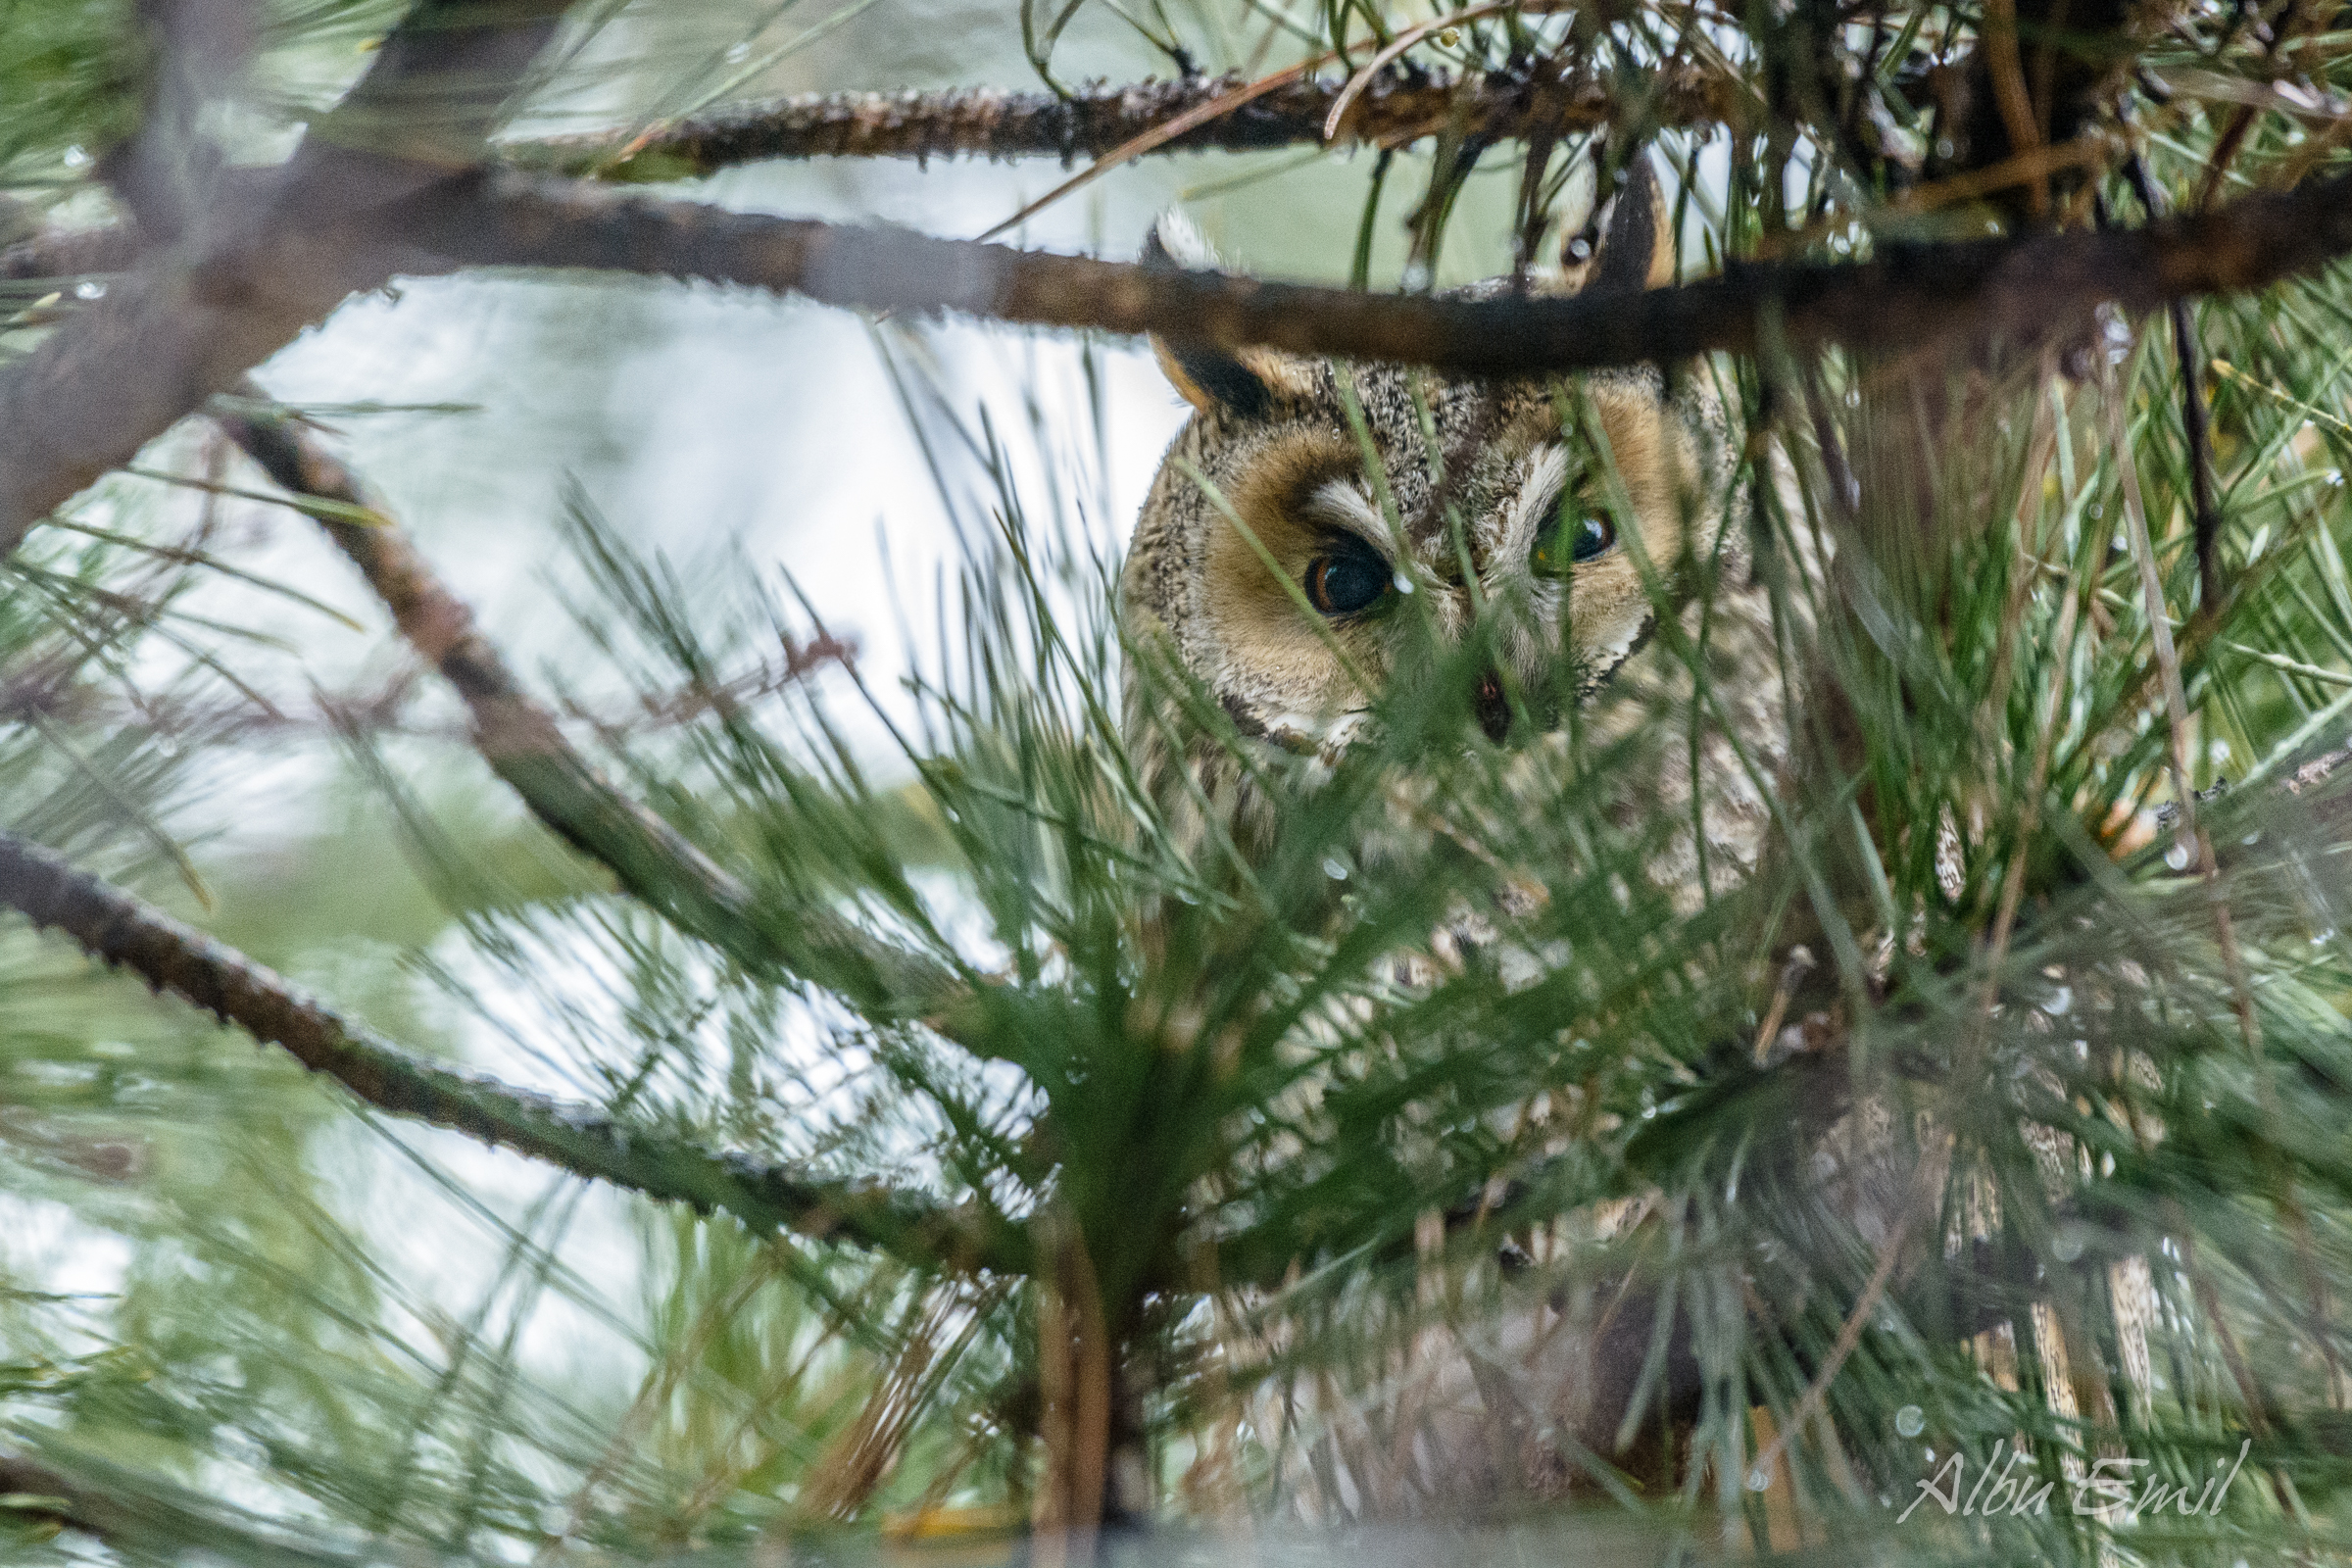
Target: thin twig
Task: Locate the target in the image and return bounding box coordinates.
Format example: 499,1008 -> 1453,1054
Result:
1981,0 -> 2048,215
2195,0 -> 2309,210
212,390 -> 973,1032
0,828 -> 1017,1272
2125,155 -> 2227,614
504,66 -> 1730,181
2173,291 -> 2228,617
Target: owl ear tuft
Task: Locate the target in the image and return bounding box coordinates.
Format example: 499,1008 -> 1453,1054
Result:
1144,209 -> 1219,270
1584,152 -> 1676,294
1144,213 -> 1274,420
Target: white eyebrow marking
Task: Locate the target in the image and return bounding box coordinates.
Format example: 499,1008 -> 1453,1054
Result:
1505,445 -> 1570,550
1300,477 -> 1388,542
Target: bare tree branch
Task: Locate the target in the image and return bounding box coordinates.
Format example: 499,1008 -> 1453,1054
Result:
0,0 -> 579,554
0,224 -> 145,282
508,65 -> 1731,180
403,165 -> 2352,379
11,32 -> 2352,581
211,391 -> 976,1032
99,0 -> 254,243
0,827 -> 1020,1272
11,62 -> 1731,283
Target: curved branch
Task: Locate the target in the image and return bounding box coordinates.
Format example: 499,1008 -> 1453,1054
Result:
405,165 -> 2352,379
14,110 -> 2352,580
212,394 -> 968,1032
508,65 -> 1731,180
0,0 -> 580,554
0,829 -> 1021,1273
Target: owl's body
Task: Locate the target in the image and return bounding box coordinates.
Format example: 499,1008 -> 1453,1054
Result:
1115,169 -> 1808,1512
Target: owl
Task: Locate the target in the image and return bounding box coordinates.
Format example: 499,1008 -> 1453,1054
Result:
1115,159 -> 1806,1512
1119,155 -> 1788,899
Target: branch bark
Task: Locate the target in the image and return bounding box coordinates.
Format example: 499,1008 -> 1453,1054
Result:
507,65 -> 1731,180
0,223 -> 145,281
0,0 -> 577,555
0,828 -> 1018,1271
13,55 -> 2352,591
0,1452 -> 87,1539
404,164 -> 2352,380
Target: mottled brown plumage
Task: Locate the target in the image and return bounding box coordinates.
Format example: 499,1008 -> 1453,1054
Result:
1120,159 -> 1789,893
1116,161 -> 1807,1514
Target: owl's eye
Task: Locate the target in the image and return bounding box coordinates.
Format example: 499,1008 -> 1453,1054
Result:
1531,514 -> 1616,576
1302,536 -> 1392,616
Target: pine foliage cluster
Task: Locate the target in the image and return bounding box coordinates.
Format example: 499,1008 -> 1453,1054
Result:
5,0 -> 2352,1564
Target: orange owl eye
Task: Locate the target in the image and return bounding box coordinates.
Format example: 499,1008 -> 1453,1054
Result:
1303,536 -> 1392,615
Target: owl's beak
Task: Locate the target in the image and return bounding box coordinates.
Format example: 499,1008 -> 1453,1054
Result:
1473,666 -> 1512,745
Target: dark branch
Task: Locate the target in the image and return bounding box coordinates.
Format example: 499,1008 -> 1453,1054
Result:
404,165 -> 2352,380
2,66 -> 1693,285
318,0 -> 576,170
13,65 -> 2352,571
0,224 -> 145,282
508,66 -> 1731,180
0,1452 -> 87,1539
2126,155 -> 2227,613
0,828 -> 1019,1273
212,392 -> 976,1031
0,0 -> 580,552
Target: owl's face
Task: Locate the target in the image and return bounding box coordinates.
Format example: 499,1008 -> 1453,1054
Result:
1124,359 -> 1725,757
1121,166 -> 1735,790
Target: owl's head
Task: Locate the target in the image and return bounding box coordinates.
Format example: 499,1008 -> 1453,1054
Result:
1121,157 -> 1739,778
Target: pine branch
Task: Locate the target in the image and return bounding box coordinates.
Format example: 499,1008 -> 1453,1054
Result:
0,64 -> 1721,284
211,392 -> 973,1034
0,828 -> 1020,1272
1,1445 -> 390,1558
403,164 -> 2352,379
508,66 -> 1731,180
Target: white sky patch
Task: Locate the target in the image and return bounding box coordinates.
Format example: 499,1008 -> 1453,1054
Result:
317,1114 -> 653,1420
0,1194 -> 133,1312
